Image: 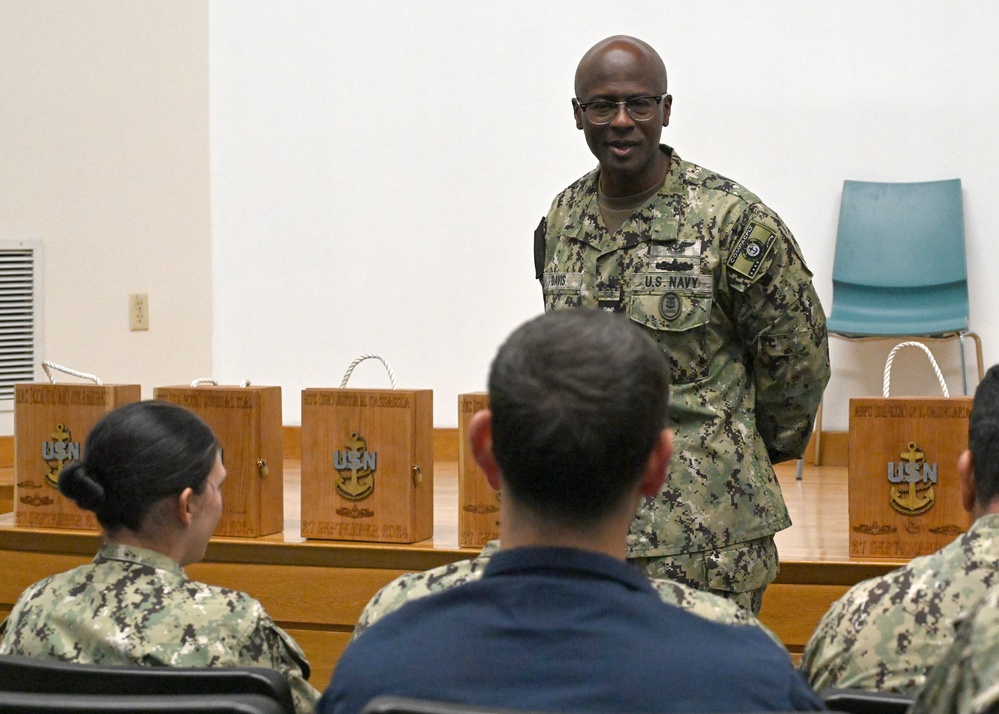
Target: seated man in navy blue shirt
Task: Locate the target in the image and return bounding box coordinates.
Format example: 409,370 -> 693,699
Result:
320,308 -> 823,714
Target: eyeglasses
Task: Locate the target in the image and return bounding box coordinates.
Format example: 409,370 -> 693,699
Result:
575,94 -> 668,125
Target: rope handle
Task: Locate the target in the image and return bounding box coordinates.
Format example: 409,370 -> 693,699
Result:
42,361 -> 102,385
190,378 -> 252,388
340,354 -> 397,389
883,341 -> 950,398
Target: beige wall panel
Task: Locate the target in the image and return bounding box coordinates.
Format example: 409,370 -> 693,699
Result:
0,0 -> 212,436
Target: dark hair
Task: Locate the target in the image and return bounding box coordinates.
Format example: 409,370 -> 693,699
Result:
488,308 -> 671,527
59,400 -> 220,532
970,364 -> 999,506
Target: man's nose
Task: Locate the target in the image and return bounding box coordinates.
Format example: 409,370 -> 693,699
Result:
609,103 -> 635,128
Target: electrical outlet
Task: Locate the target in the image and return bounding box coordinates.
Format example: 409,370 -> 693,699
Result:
129,293 -> 149,331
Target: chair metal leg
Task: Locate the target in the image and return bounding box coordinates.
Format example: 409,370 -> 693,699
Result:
959,333 -> 969,395
797,399 -> 824,480
958,331 -> 986,394
813,398 -> 823,467
967,331 -> 985,382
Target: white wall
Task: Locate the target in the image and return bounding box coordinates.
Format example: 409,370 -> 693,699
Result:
0,0 -> 213,435
209,1 -> 999,429
6,2 -> 990,434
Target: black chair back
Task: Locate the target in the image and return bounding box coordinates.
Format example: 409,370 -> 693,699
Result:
0,654 -> 294,714
0,691 -> 285,713
821,687 -> 915,714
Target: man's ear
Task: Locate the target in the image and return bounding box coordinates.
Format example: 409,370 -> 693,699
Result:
572,99 -> 585,131
661,94 -> 672,128
958,449 -> 976,514
469,409 -> 502,492
174,487 -> 196,527
639,429 -> 672,498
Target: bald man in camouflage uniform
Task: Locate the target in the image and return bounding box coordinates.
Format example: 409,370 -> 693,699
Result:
352,540 -> 783,646
911,584 -> 999,714
537,36 -> 829,614
800,364 -> 999,695
0,543 -> 319,714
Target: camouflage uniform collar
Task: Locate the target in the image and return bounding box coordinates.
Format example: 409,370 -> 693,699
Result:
565,145 -> 686,253
971,512 -> 999,532
95,542 -> 188,579
594,144 -> 683,194
659,144 -> 687,191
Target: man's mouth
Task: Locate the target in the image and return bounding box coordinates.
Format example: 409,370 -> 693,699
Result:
608,142 -> 638,158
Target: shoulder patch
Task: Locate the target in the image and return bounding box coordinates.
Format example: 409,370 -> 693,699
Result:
727,221 -> 776,279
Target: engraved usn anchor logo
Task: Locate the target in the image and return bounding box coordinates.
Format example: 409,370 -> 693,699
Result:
334,432 -> 377,501
42,423 -> 80,488
888,442 -> 936,516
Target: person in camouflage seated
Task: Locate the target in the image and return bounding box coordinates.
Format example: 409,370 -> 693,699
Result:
535,35 -> 829,615
911,583 -> 999,714
352,540 -> 782,645
0,401 -> 319,714
800,363 -> 999,694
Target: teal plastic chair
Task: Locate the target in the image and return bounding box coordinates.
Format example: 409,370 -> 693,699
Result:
810,179 -> 983,468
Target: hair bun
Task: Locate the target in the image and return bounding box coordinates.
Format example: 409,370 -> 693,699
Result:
58,462 -> 106,511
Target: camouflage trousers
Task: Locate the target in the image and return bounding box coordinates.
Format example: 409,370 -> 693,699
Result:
629,535 -> 779,616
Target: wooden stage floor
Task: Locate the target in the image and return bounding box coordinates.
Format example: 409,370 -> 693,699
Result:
0,456 -> 866,562
270,458 -> 854,562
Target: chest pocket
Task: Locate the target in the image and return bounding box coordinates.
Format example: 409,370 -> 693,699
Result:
626,273 -> 713,384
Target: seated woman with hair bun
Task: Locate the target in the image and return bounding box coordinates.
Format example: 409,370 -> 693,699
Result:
0,400 -> 319,714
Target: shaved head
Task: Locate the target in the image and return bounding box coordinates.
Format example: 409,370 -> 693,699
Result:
575,35 -> 667,98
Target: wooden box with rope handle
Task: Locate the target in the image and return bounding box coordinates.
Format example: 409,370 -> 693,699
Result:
154,381 -> 283,537
14,362 -> 140,530
848,342 -> 973,559
300,355 -> 433,543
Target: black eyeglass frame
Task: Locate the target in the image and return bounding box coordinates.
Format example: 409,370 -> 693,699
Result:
574,93 -> 669,125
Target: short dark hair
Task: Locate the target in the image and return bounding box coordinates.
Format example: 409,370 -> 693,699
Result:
487,308 -> 671,527
970,364 -> 999,506
59,400 -> 220,533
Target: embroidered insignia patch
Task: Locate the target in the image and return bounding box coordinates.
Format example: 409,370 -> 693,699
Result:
727,222 -> 776,279
650,241 -> 701,259
659,292 -> 682,320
